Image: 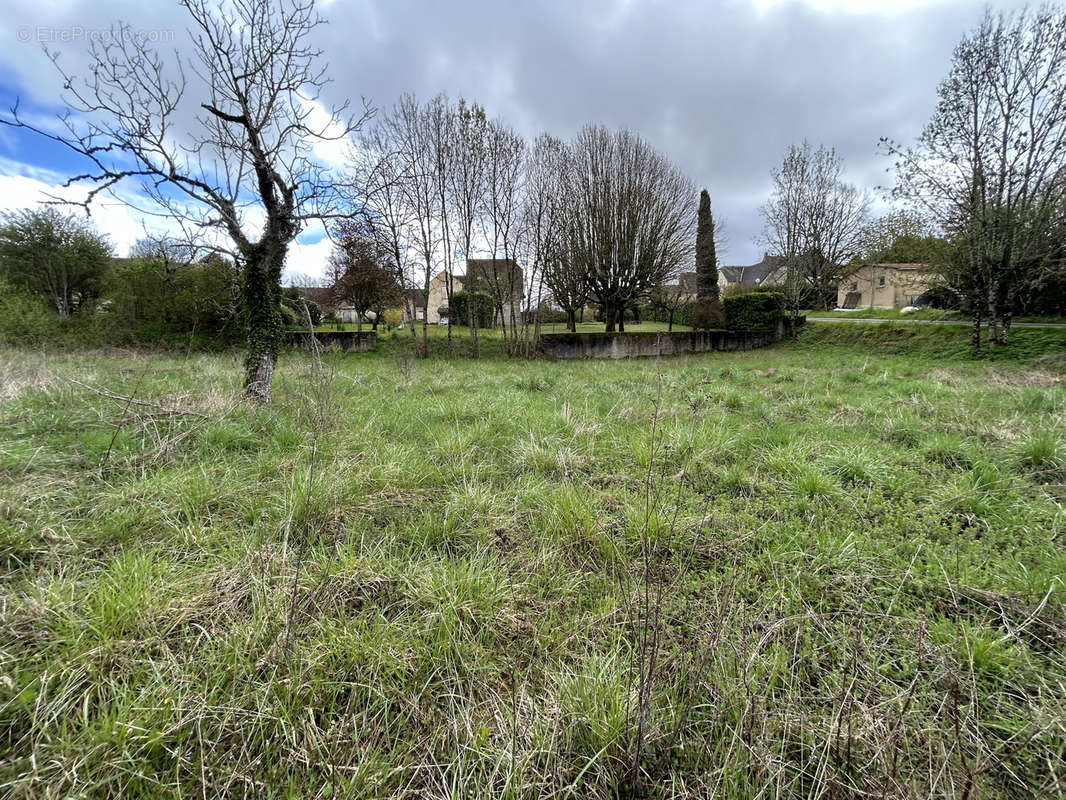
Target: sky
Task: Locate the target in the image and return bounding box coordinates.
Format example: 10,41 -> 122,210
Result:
0,0 -> 1032,281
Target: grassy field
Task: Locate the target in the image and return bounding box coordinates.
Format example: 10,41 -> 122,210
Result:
805,307 -> 1066,324
2,324 -> 1066,798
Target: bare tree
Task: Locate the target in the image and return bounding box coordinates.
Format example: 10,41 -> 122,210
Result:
2,0 -> 369,402
761,142 -> 870,318
382,94 -> 440,356
423,95 -> 459,353
482,117 -> 527,345
352,123 -> 418,339
447,98 -> 490,354
649,282 -> 688,331
559,125 -> 696,332
884,5 -> 1066,347
522,133 -> 568,343
537,133 -> 589,333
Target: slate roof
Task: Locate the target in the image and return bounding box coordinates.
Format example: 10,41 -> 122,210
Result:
719,254 -> 786,287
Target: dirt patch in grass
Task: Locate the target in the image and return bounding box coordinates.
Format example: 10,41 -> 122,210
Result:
931,365 -> 1063,388
0,361 -> 57,401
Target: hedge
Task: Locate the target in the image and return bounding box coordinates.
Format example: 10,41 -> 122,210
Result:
723,290 -> 785,333
450,290 -> 495,329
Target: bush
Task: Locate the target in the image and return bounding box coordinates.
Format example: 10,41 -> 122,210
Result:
526,307 -> 569,324
723,290 -> 785,333
756,281 -> 824,310
0,281 -> 129,348
450,290 -> 494,329
106,258 -> 241,341
0,207 -> 113,316
0,283 -> 63,345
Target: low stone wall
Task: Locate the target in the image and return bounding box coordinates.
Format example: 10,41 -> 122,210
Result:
288,330 -> 377,353
538,323 -> 788,360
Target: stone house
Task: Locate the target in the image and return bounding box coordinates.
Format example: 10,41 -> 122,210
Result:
423,259 -> 525,325
836,263 -> 939,309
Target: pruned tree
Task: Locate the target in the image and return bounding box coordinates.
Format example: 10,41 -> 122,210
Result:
560,125 -> 696,332
1,0 -> 368,402
692,188 -> 723,328
0,207 -> 113,316
884,5 -> 1066,347
761,142 -> 870,318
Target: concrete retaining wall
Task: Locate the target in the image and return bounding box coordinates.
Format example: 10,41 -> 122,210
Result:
288,330 -> 377,353
538,323 -> 787,360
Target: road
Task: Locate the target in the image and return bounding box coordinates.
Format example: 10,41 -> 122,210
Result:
806,316 -> 1066,329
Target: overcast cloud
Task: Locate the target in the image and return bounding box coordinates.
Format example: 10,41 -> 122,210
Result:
0,0 -> 1031,278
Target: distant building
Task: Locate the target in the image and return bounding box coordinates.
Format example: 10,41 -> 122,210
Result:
666,254 -> 786,300
718,254 -> 787,290
837,263 -> 939,310
424,259 -> 525,325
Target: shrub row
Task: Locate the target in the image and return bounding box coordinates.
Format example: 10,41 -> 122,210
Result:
450,290 -> 495,329
722,290 -> 786,333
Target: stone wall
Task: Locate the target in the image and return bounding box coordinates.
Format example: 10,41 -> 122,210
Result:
538,323 -> 788,360
288,330 -> 377,353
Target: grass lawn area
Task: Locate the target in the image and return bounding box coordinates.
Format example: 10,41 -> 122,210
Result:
805,307 -> 1066,324
804,307 -> 965,321
2,325 -> 1065,797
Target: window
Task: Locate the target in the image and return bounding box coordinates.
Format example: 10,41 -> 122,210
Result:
877,276 -> 886,287
849,282 -> 858,292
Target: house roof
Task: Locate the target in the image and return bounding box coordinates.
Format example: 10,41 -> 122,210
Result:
719,254 -> 786,287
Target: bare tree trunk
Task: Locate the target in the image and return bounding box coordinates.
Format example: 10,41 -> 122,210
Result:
243,248 -> 284,404
972,308 -> 982,350
987,295 -> 1000,347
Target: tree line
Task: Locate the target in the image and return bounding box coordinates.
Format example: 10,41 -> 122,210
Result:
347,97 -> 711,350
3,0 -> 1065,403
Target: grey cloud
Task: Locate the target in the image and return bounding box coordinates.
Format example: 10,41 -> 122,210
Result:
1,0 -> 1033,263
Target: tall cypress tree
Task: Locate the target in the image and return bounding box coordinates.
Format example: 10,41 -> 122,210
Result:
694,189 -> 723,328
